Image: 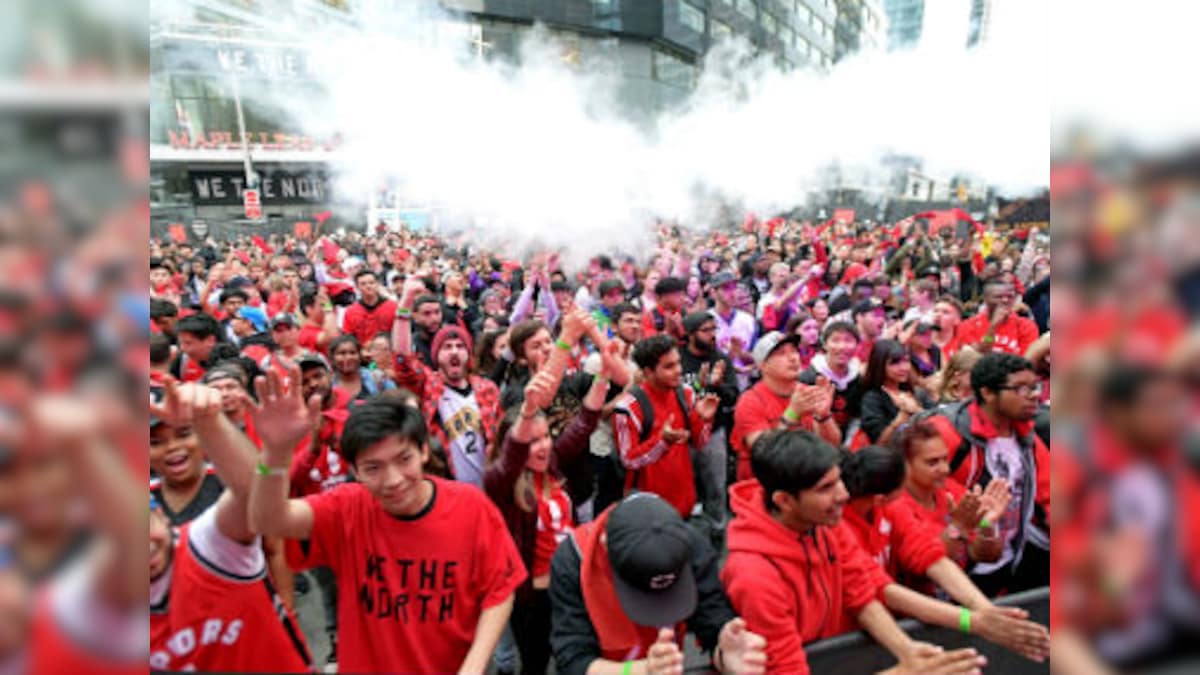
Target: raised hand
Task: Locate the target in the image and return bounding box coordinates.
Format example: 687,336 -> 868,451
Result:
646,628 -> 684,675
979,478 -> 1012,524
812,376 -> 835,418
710,359 -> 727,387
697,362 -> 711,391
560,307 -> 591,345
716,617 -> 767,675
248,361 -> 322,456
948,487 -> 984,533
149,377 -> 225,429
523,369 -> 557,413
598,339 -> 628,383
787,382 -> 824,419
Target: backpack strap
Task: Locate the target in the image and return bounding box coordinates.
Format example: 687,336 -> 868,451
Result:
947,403 -> 976,474
627,386 -> 654,444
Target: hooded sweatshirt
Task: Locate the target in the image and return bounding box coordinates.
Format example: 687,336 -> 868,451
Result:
841,499 -> 946,592
721,481 -> 891,674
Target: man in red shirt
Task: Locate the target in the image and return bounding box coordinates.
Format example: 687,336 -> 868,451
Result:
611,334 -> 720,517
342,269 -> 397,346
730,332 -> 840,482
170,313 -> 221,382
248,367 -> 525,674
297,289 -> 339,354
954,278 -> 1039,356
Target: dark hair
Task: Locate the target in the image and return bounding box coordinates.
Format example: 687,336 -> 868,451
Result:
750,430 -> 842,512
889,419 -> 944,460
176,313 -> 221,340
328,334 -> 361,359
354,269 -> 378,284
914,279 -> 937,297
852,278 -> 875,291
862,339 -> 908,390
821,320 -> 860,345
150,257 -> 167,271
970,352 -> 1034,401
1099,365 -> 1172,408
654,277 -> 687,296
611,302 -> 641,324
150,332 -> 172,365
981,276 -> 1011,294
475,328 -> 506,374
632,334 -> 677,370
150,298 -> 178,319
413,294 -> 441,311
340,396 -> 428,467
299,292 -> 318,315
509,320 -> 549,363
782,311 -> 814,336
840,445 -> 907,498
219,288 -> 250,305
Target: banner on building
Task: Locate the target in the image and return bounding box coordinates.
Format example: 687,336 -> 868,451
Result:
188,169 -> 333,206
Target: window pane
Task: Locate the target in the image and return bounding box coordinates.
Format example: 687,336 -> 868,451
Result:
677,1 -> 705,33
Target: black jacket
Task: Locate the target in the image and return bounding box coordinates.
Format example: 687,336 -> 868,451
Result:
679,346 -> 739,432
548,523 -> 735,675
859,387 -> 935,443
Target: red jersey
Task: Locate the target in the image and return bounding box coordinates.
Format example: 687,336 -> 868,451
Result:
341,298 -> 398,346
894,480 -> 970,570
840,500 -> 946,581
533,472 -> 573,578
289,387 -> 352,497
955,311 -> 1039,357
28,563 -> 146,675
149,508 -> 311,672
286,479 -> 526,674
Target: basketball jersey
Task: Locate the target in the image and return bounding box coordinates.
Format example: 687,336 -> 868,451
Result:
149,507 -> 311,672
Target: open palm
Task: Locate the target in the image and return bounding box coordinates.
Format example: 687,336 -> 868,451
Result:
249,362 -> 322,452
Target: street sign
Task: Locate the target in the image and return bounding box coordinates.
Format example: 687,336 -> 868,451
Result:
243,189 -> 262,220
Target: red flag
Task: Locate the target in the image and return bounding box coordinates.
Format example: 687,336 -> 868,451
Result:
314,210 -> 332,224
251,235 -> 273,255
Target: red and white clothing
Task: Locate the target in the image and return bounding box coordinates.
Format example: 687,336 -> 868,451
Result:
288,387 -> 352,497
285,479 -> 526,674
533,473 -> 573,578
149,507 -> 311,672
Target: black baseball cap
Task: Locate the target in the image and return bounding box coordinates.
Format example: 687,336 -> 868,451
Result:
852,298 -> 885,318
296,352 -> 330,371
681,311 -> 715,334
606,493 -> 697,627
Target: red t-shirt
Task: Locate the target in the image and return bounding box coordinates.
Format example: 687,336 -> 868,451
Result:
298,323 -> 322,352
731,381 -> 814,482
286,479 -> 527,674
955,311 -> 1038,356
533,472 -> 573,578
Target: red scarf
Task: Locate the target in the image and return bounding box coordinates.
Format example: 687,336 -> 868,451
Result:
575,510 -> 685,662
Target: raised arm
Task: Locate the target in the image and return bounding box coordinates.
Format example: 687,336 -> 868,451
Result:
247,362 -> 322,540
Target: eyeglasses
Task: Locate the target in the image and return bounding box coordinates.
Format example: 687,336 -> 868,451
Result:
998,382 -> 1043,397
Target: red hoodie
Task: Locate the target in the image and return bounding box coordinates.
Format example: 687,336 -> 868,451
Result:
721,481 -> 891,674
341,297 -> 397,346
840,499 -> 946,592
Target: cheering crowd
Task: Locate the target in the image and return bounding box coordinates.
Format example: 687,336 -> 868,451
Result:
147,213 -> 1052,674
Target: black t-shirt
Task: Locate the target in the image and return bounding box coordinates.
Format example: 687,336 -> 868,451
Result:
678,347 -> 738,432
151,471 -> 225,526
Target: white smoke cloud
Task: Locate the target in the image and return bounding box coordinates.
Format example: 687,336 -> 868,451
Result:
155,0 -> 1049,260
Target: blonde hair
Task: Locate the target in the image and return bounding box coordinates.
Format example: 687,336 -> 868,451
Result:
938,347 -> 982,402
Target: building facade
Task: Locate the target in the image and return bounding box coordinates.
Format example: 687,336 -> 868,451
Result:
150,0 -> 840,235
882,0 -> 922,50
832,0 -> 886,61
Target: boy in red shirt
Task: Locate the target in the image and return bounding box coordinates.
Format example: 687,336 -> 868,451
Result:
248,363 -> 525,674
611,334 -> 720,517
341,269 -> 397,346
954,278 -> 1038,356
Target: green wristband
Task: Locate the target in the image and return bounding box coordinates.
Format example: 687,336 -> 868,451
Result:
395,306 -> 412,319
256,461 -> 287,477
783,407 -> 801,423
959,607 -> 972,635
555,338 -> 571,351
622,661 -> 633,675
977,517 -> 992,530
